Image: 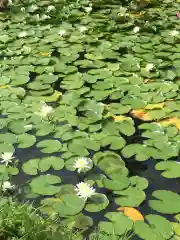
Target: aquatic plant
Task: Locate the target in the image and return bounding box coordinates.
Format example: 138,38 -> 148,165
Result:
0,0 -> 180,238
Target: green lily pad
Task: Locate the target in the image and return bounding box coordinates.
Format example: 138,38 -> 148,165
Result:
155,161 -> 180,178
93,151 -> 128,177
98,212 -> 133,236
115,187 -> 146,207
0,133 -> 17,144
149,190 -> 180,214
39,156 -> 64,172
42,194 -> 85,217
30,174 -> 61,195
22,158 -> 40,175
85,194 -> 109,212
100,135 -> 126,150
103,175 -> 129,191
17,134 -> 36,148
36,140 -> 62,153
134,214 -> 174,240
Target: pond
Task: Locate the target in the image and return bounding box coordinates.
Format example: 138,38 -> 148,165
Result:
0,0 -> 180,239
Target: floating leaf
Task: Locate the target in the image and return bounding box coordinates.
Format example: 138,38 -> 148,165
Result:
115,187 -> 146,207
41,194 -> 85,217
98,212 -> 133,236
0,133 -> 17,144
39,156 -> 64,172
134,215 -> 173,240
100,135 -> 126,150
30,174 -> 61,195
22,159 -> 40,175
155,161 -> 180,178
103,175 -> 129,191
93,151 -> 128,177
149,190 -> 180,214
17,134 -> 36,148
36,140 -> 62,153
85,194 -> 109,212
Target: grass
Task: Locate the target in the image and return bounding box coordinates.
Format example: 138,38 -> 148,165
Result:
0,197 -> 82,240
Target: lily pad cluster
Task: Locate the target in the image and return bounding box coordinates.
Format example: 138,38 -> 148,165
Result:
0,0 -> 180,238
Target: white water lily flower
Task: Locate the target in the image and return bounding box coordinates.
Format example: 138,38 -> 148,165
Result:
2,181 -> 14,191
75,182 -> 95,200
170,30 -> 179,37
58,29 -> 66,36
47,5 -> 55,12
73,157 -> 92,173
145,63 -> 154,71
84,6 -> 92,13
133,26 -> 140,33
0,152 -> 14,166
36,104 -> 53,118
79,26 -> 87,33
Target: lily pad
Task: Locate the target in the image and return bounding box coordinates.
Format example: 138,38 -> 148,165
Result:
17,134 -> 36,148
149,190 -> 180,214
39,156 -> 64,172
85,194 -> 109,212
30,174 -> 61,195
155,161 -> 180,178
134,214 -> 174,240
36,140 -> 62,153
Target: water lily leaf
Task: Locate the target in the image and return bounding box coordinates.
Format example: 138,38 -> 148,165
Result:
11,75 -> 29,86
0,76 -> 10,86
0,133 -> 17,144
35,122 -> 54,136
39,156 -> 64,172
0,143 -> 15,154
62,212 -> 93,231
68,138 -> 100,156
148,110 -> 166,120
17,134 -> 36,148
100,135 -> 126,150
22,158 -> 40,175
36,74 -> 58,83
36,140 -> 62,153
155,161 -> 180,178
134,214 -> 174,240
93,151 -> 128,177
149,190 -> 180,214
115,187 -> 146,207
120,56 -> 140,72
8,120 -> 30,134
98,212 -> 133,236
55,184 -> 76,198
117,120 -> 136,136
103,175 -> 129,191
30,174 -> 61,195
85,193 -> 109,212
0,35 -> 10,43
118,207 -> 144,222
49,194 -> 85,217
121,144 -> 150,161
129,176 -> 148,190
